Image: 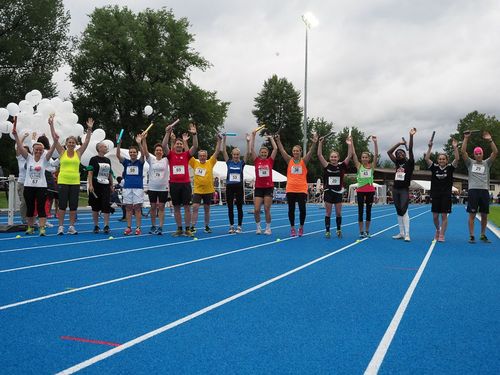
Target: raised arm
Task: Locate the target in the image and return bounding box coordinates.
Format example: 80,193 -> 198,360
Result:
141,132 -> 150,159
303,133 -> 318,164
222,134 -> 229,161
77,118 -> 94,158
269,135 -> 278,160
249,129 -> 257,161
387,139 -> 404,163
135,134 -> 146,163
188,123 -> 198,156
16,131 -> 29,156
162,120 -> 177,153
461,131 -> 470,161
48,115 -> 64,155
350,137 -> 360,170
275,134 -> 291,163
408,128 -> 416,161
371,135 -> 379,168
483,131 -> 498,162
244,133 -> 250,163
343,136 -> 353,165
12,128 -> 29,159
424,138 -> 434,167
317,137 -> 328,168
116,137 -> 125,163
212,134 -> 222,160
451,138 -> 459,167
45,136 -> 58,160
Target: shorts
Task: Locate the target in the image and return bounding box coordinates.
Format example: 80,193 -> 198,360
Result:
324,189 -> 343,204
58,184 -> 80,211
431,193 -> 452,213
89,183 -> 111,213
122,188 -> 144,205
466,189 -> 489,214
192,193 -> 213,205
254,187 -> 274,198
147,190 -> 168,204
170,182 -> 192,206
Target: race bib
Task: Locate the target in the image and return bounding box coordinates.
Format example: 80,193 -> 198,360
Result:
28,169 -> 42,185
291,165 -> 303,175
97,163 -> 110,184
151,166 -> 163,180
395,171 -> 405,181
258,166 -> 270,178
361,169 -> 371,178
472,164 -> 485,174
126,165 -> 139,176
229,173 -> 241,182
195,167 -> 207,177
172,165 -> 185,175
328,176 -> 340,186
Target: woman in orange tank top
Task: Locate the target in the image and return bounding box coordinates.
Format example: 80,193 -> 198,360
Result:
276,133 -> 318,237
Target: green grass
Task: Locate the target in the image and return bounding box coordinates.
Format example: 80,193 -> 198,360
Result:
0,193 -> 7,209
490,206 -> 500,227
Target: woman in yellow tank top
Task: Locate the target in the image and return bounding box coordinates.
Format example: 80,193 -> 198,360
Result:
276,133 -> 318,237
49,116 -> 93,235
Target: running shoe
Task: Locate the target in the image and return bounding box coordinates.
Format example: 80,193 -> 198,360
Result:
57,226 -> 64,235
135,227 -> 142,235
392,233 -> 404,240
25,226 -> 34,235
68,226 -> 78,235
325,231 -> 331,239
264,228 -> 272,235
255,227 -> 262,235
480,234 -> 491,243
172,229 -> 183,237
290,227 -> 297,237
156,227 -> 163,235
298,227 -> 304,237
190,226 -> 197,234
124,227 -> 132,235
235,226 -> 242,234
204,226 -> 212,233
438,234 -> 445,242
468,235 -> 476,244
103,225 -> 110,234
149,225 -> 157,234
39,227 -> 46,236
360,232 -> 365,239
184,229 -> 194,237
45,222 -> 54,228
228,225 -> 235,234
404,234 -> 411,242
335,230 -> 341,238
365,231 -> 370,238
93,225 -> 100,234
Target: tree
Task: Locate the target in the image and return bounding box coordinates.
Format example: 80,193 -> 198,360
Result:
0,0 -> 71,175
252,75 -> 303,174
445,111 -> 500,178
305,117 -> 335,182
69,6 -> 228,151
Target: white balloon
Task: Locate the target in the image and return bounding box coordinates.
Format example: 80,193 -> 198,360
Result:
9,132 -> 15,140
17,111 -> 33,130
0,121 -> 13,133
66,124 -> 82,137
61,101 -> 73,114
19,100 -> 33,114
31,90 -> 42,105
101,139 -> 114,154
80,151 -> 93,167
74,124 -> 84,137
144,105 -> 153,116
50,97 -> 63,113
91,128 -> 106,142
6,102 -> 20,116
0,108 -> 9,122
67,112 -> 78,125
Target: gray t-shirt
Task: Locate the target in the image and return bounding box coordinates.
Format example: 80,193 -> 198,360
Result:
464,157 -> 493,190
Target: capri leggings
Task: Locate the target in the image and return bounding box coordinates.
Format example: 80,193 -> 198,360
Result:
23,186 -> 48,218
286,192 -> 307,226
392,187 -> 410,216
226,183 -> 244,226
58,184 -> 80,211
357,191 -> 374,222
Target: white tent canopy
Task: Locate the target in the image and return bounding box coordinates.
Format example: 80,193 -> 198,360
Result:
410,179 -> 458,193
348,183 -> 387,204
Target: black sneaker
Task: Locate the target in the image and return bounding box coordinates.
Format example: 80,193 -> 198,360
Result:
468,235 -> 476,244
190,226 -> 197,234
204,225 -> 212,233
93,225 -> 100,234
149,225 -> 157,234
480,234 -> 491,243
103,225 -> 110,234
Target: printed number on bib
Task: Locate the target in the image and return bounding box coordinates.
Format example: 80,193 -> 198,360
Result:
258,167 -> 270,178
472,164 -> 485,174
395,171 -> 405,181
97,163 -> 110,184
361,169 -> 371,178
291,166 -> 303,175
328,176 -> 340,186
127,166 -> 139,176
229,173 -> 241,182
173,165 -> 185,175
29,171 -> 42,184
195,168 -> 207,177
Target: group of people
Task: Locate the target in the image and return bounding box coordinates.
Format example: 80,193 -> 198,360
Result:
11,114 -> 497,244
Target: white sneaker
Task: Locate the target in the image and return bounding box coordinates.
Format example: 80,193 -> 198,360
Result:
264,228 -> 272,235
392,233 -> 404,240
228,226 -> 235,234
404,234 -> 411,242
235,226 -> 242,234
67,225 -> 78,235
45,222 -> 54,228
57,226 -> 64,235
256,227 -> 262,235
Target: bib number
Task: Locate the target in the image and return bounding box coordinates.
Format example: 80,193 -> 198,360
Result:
395,170 -> 405,181
291,166 -> 302,175
329,176 -> 340,186
173,165 -> 185,175
97,163 -> 110,184
127,165 -> 139,176
229,173 -> 241,182
361,169 -> 371,178
472,164 -> 485,174
258,167 -> 270,178
195,168 -> 206,177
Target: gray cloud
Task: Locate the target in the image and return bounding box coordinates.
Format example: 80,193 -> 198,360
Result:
58,0 -> 500,157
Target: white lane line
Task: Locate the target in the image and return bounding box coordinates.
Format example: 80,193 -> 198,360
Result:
56,211 -> 429,374
0,207 -> 423,273
0,210 -> 429,311
364,239 -> 437,375
475,214 -> 500,239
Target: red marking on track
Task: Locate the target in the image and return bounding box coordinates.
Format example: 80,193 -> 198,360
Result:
385,266 -> 418,271
60,336 -> 121,347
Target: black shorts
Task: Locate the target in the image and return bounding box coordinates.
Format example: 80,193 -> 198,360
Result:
466,189 -> 490,214
58,184 -> 80,211
169,183 -> 192,206
148,190 -> 169,204
254,187 -> 274,198
89,183 -> 111,213
192,193 -> 213,205
431,193 -> 452,213
324,189 -> 343,204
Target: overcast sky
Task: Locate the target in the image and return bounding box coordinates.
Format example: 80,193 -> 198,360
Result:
57,0 -> 500,159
